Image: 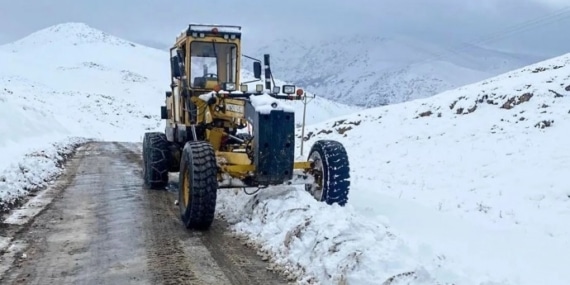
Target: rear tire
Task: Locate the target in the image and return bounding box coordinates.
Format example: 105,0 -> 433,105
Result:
178,141 -> 218,230
305,140 -> 350,206
142,132 -> 170,189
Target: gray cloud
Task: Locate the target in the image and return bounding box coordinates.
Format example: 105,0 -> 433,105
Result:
0,0 -> 568,56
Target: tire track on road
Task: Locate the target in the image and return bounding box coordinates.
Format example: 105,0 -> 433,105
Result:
117,141 -> 291,285
0,142 -> 290,285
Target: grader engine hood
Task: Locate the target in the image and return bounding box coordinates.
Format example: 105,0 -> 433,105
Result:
244,99 -> 295,185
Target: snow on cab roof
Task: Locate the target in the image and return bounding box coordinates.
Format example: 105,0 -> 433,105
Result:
187,24 -> 242,34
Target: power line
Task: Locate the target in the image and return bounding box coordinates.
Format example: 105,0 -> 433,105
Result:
475,9 -> 570,46
469,6 -> 570,45
420,6 -> 570,64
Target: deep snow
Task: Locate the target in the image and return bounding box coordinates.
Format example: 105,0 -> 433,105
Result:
216,53 -> 570,284
2,22 -> 569,285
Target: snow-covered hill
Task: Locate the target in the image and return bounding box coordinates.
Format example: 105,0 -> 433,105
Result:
250,35 -> 545,107
0,23 -> 169,141
0,22 -> 356,209
218,52 -> 570,284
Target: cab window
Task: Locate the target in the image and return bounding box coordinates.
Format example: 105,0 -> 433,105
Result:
190,41 -> 237,89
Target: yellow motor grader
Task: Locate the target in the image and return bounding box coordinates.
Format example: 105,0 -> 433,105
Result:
142,24 -> 350,230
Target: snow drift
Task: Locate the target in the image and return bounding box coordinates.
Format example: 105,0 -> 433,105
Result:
216,52 -> 570,284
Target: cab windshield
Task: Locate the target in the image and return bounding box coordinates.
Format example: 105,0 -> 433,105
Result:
190,41 -> 237,89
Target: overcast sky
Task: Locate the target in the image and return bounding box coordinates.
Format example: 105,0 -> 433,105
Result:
0,0 -> 568,56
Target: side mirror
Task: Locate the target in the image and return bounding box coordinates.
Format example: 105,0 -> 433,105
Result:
253,62 -> 262,79
170,56 -> 181,78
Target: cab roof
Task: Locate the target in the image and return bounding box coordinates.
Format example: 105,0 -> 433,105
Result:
173,24 -> 242,47
186,24 -> 241,38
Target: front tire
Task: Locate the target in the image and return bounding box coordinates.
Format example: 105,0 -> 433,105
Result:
142,132 -> 170,189
178,141 -> 218,230
305,140 -> 350,206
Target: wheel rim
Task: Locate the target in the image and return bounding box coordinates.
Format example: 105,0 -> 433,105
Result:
307,151 -> 324,201
182,170 -> 191,207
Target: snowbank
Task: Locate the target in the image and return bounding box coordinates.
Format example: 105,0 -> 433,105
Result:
0,137 -> 88,212
217,187 -> 470,285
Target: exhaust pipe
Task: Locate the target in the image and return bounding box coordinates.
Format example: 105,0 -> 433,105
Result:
264,54 -> 271,91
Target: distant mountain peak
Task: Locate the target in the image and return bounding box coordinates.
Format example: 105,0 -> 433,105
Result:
45,22 -> 93,32
3,22 -> 136,50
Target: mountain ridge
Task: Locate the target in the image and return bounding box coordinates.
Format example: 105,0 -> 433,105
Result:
249,35 -> 547,107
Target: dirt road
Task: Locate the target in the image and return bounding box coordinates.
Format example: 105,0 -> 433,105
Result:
0,142 -> 290,285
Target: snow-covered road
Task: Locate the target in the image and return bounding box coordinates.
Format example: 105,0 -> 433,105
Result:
0,142 -> 289,285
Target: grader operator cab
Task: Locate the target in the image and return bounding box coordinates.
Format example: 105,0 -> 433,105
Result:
142,24 -> 350,230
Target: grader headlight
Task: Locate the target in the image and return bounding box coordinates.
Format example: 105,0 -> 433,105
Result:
223,82 -> 236,91
283,85 -> 296,94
